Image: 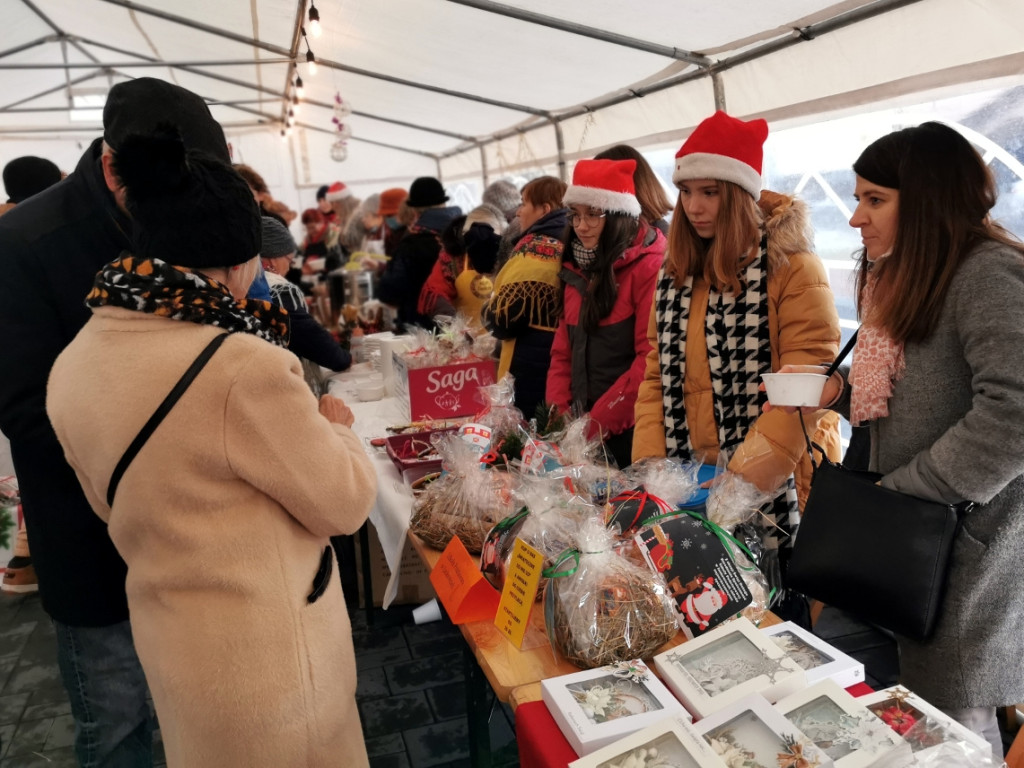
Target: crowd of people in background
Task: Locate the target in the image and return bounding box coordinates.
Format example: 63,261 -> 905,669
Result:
0,74 -> 1021,767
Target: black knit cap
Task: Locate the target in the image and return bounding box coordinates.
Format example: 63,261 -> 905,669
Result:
114,126 -> 260,269
3,156 -> 62,203
406,177 -> 448,207
103,78 -> 230,163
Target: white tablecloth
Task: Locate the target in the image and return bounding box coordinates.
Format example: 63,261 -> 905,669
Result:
328,367 -> 416,609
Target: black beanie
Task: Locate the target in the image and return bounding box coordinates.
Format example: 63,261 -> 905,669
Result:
104,78 -> 229,163
114,126 -> 260,269
3,156 -> 62,203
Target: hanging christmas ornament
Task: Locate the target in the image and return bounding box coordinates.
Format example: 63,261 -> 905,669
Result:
330,140 -> 348,162
333,92 -> 353,119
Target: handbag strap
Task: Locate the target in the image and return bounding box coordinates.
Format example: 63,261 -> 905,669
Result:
799,329 -> 860,470
106,333 -> 230,506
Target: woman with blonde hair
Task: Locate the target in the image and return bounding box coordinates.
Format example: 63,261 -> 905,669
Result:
633,111 -> 841,619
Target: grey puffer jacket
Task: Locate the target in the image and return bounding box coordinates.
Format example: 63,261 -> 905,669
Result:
836,240 -> 1024,709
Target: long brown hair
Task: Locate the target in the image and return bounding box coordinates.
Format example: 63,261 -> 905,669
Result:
595,145 -> 672,225
854,122 -> 1024,343
664,180 -> 761,294
568,213 -> 641,332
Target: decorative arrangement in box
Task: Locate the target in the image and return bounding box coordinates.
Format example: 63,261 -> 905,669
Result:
694,692 -> 834,768
760,621 -> 865,689
391,316 -> 498,421
858,685 -> 992,763
541,660 -> 690,757
775,680 -> 914,768
544,517 -> 678,669
568,714 -> 727,768
653,617 -> 806,719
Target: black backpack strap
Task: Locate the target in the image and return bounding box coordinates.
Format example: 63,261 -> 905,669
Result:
106,333 -> 230,507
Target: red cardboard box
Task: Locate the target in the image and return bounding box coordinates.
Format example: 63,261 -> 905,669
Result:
392,353 -> 497,421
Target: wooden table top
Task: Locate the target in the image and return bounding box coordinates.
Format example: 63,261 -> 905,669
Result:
407,532 -> 782,707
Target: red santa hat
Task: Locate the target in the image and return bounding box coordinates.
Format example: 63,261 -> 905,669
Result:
562,158 -> 641,218
672,111 -> 768,199
325,181 -> 351,202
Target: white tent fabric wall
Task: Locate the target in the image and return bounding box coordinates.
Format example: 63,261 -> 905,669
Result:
1,0 -> 1024,203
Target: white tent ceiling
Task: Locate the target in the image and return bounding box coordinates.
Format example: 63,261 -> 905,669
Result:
2,0 -> 1024,202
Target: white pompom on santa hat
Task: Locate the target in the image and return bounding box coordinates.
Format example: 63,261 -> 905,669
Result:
562,158 -> 642,218
325,181 -> 352,202
672,110 -> 769,200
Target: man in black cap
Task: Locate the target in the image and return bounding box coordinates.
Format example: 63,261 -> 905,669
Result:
378,176 -> 462,329
0,77 -> 233,767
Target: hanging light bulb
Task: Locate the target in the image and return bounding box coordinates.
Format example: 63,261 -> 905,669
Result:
306,48 -> 317,77
308,3 -> 322,38
292,94 -> 300,115
294,75 -> 304,98
285,124 -> 293,137
287,109 -> 295,126
280,128 -> 287,141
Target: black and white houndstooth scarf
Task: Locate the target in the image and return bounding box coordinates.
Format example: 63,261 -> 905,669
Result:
654,239 -> 799,555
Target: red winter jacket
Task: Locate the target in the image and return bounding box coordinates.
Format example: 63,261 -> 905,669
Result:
546,224 -> 665,438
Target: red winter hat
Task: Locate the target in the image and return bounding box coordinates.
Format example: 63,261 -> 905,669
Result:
562,158 -> 641,217
673,111 -> 769,199
325,181 -> 351,202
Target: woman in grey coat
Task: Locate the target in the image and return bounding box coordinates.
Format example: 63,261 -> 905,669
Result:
777,122 -> 1024,755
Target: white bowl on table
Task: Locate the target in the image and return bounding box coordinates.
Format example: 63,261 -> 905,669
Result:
761,372 -> 827,407
356,381 -> 386,401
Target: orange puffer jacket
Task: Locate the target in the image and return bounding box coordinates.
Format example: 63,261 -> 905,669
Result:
632,191 -> 842,508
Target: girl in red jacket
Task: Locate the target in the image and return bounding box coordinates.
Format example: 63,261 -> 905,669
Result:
546,158 -> 666,468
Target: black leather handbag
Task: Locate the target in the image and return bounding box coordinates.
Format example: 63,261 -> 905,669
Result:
786,331 -> 970,642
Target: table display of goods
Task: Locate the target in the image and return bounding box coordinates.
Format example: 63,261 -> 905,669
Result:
775,680 -> 913,768
567,714 -> 725,768
653,617 -> 806,719
695,692 -> 834,768
760,621 -> 865,689
544,518 -> 678,669
858,686 -> 994,765
541,660 -> 690,757
391,317 -> 498,421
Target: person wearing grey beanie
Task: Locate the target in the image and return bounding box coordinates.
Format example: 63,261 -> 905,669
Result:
260,216 -> 351,374
482,179 -> 521,223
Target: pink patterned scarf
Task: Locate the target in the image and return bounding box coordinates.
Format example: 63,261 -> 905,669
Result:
850,274 -> 905,426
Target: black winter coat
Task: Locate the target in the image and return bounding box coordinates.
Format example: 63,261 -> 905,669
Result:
0,139 -> 132,626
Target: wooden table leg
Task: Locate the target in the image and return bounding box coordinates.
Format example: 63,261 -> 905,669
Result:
464,644 -> 493,768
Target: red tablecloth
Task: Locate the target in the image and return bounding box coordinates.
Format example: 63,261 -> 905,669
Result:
516,682 -> 875,768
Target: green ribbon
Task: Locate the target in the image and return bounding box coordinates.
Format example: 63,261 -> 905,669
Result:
542,548 -> 580,579
640,508 -> 758,571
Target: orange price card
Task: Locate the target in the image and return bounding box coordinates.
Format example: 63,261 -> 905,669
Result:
429,536 -> 500,624
494,538 -> 543,648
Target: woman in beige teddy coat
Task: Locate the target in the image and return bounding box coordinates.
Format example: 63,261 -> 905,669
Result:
47,129 -> 376,767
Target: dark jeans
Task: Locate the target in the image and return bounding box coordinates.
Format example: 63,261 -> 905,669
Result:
53,619 -> 154,767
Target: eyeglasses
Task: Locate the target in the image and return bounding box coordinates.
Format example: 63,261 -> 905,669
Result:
568,210 -> 607,227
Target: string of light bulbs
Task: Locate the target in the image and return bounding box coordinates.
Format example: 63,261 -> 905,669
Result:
283,2 -> 320,140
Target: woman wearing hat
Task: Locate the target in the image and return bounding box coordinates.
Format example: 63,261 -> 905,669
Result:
546,159 -> 666,467
776,123 -> 1024,753
633,111 -> 841,616
46,130 -> 376,767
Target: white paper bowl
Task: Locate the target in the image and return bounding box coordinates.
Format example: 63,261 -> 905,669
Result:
761,372 -> 827,407
356,382 -> 385,401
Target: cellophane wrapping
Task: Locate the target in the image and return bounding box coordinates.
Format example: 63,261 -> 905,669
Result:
544,518 -> 678,669
409,433 -> 518,552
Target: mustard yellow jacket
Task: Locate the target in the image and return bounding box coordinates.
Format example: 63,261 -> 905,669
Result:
632,191 -> 842,508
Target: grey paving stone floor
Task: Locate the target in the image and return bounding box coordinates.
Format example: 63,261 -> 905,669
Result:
0,592 -> 518,768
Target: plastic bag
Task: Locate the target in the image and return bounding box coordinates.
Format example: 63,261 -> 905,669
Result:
409,434 -> 518,552
543,518 -> 678,669
606,458 -> 703,537
480,477 -> 598,595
